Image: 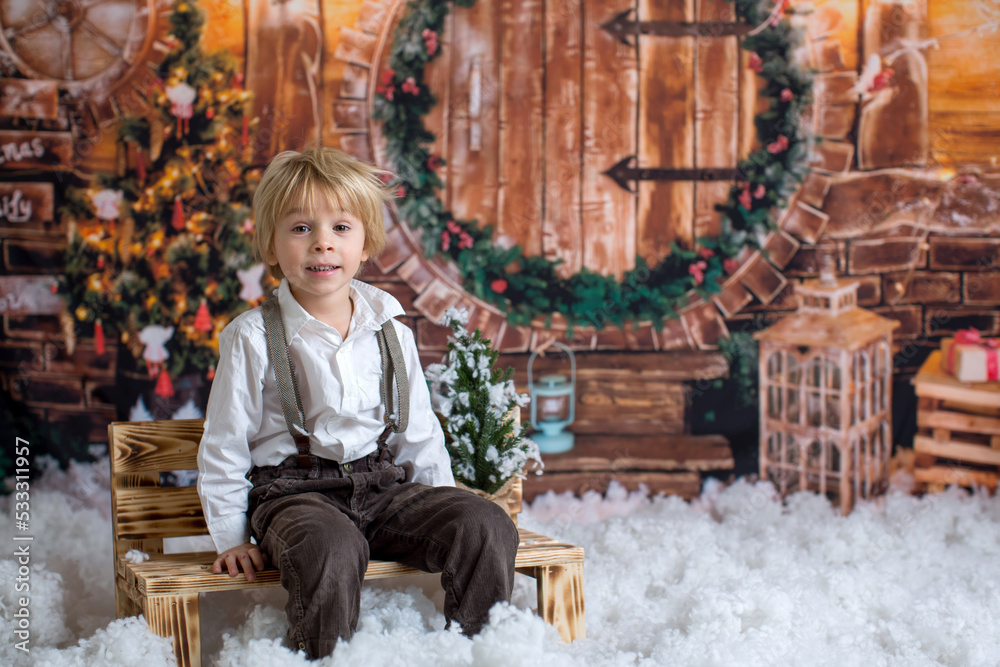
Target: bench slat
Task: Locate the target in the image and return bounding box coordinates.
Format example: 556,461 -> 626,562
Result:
116,486 -> 208,540
125,529 -> 584,596
111,419 -> 204,474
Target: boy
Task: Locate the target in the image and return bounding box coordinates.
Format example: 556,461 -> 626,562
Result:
197,147 -> 518,659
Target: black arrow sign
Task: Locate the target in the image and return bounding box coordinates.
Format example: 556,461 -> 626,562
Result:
601,9 -> 752,46
604,156 -> 742,193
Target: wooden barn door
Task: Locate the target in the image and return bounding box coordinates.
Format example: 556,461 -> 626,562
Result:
423,0 -> 756,279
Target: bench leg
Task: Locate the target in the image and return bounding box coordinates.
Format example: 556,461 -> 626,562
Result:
533,562 -> 586,642
145,593 -> 201,667
115,576 -> 144,619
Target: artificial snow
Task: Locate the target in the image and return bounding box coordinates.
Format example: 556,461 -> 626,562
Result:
2,460 -> 999,666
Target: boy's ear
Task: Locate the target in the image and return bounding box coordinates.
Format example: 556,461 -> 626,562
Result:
263,245 -> 277,267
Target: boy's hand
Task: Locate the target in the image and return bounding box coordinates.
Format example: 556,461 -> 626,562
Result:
213,543 -> 268,581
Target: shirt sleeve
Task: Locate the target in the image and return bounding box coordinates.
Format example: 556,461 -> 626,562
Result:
386,321 -> 456,487
196,317 -> 267,553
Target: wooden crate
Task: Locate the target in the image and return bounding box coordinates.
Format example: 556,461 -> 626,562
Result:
911,351 -> 1000,492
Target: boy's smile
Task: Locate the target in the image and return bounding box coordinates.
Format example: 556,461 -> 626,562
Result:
266,197 -> 368,328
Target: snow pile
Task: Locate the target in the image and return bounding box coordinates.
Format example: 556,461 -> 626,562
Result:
2,459 -> 999,665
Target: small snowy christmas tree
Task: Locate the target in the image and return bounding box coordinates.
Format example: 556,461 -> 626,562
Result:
426,308 -> 539,495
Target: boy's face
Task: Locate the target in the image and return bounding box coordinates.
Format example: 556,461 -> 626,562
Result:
265,196 -> 369,315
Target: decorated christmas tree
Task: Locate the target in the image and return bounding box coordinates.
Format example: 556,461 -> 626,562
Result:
426,308 -> 539,494
59,0 -> 268,413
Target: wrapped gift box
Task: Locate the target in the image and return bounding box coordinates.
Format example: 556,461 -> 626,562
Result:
941,329 -> 1000,383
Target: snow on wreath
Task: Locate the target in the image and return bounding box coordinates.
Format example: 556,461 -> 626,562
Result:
425,307 -> 540,495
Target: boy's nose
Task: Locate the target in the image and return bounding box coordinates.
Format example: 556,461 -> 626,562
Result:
313,234 -> 335,251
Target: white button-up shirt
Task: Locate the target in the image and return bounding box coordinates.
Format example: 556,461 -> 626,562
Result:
197,279 -> 454,553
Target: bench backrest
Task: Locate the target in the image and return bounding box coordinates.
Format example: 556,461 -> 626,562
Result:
108,419 -> 209,561
108,419 -> 523,561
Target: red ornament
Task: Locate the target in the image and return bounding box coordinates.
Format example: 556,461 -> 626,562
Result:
748,53 -> 763,74
766,135 -> 789,154
780,88 -> 793,102
194,299 -> 213,332
50,283 -> 58,294
427,154 -> 442,170
376,69 -> 396,100
440,231 -> 451,252
422,28 -> 439,56
154,367 -> 175,398
871,68 -> 895,93
738,183 -> 753,209
491,279 -> 508,294
94,319 -> 106,355
136,146 -> 146,183
206,107 -> 215,120
396,185 -> 406,198
172,196 -> 185,230
97,255 -> 106,269
697,246 -> 715,260
724,258 -> 740,275
206,365 -> 216,381
688,260 -> 708,285
401,77 -> 420,96
753,184 -> 766,199
458,232 -> 474,250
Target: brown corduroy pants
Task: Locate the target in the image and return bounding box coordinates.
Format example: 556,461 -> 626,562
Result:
247,452 -> 519,660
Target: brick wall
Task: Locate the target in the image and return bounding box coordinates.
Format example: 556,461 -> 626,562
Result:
0,177 -> 118,444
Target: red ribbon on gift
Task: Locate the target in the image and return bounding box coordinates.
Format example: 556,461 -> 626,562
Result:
947,328 -> 999,381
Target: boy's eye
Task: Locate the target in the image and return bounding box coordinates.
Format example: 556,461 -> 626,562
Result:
334,223 -> 351,232
291,224 -> 310,232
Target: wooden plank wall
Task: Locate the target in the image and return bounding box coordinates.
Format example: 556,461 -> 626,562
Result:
694,0 -> 739,241
925,0 -> 1000,166
542,0 -> 585,277
583,0 -> 638,278
638,0 -> 695,261
497,0 -> 544,257
448,0 -> 502,224
431,0 -> 767,277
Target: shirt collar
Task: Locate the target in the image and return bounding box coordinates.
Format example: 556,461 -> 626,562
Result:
276,278 -> 405,345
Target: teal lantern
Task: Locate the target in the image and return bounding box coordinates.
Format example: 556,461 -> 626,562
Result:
527,343 -> 576,453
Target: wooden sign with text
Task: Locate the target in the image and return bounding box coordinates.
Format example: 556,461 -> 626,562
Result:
0,131 -> 74,171
0,182 -> 59,235
0,79 -> 59,119
0,276 -> 64,315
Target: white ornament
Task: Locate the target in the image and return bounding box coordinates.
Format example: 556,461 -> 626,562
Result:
166,82 -> 197,120
138,325 -> 175,364
237,264 -> 266,302
90,189 -> 123,221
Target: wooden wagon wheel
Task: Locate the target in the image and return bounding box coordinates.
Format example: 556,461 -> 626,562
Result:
0,0 -> 172,130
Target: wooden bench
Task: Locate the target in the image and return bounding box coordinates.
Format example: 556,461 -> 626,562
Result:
109,419 -> 585,666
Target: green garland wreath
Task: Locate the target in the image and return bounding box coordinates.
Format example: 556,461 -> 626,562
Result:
373,0 -> 813,331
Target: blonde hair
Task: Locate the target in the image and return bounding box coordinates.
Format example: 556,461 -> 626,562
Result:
252,146 -> 394,280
